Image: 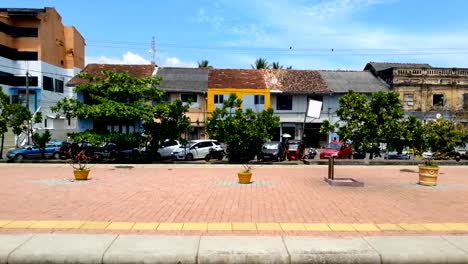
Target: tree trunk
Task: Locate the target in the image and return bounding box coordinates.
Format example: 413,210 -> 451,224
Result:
0,133 -> 4,159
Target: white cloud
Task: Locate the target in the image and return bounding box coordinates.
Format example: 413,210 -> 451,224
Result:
86,51 -> 150,65
160,56 -> 197,67
86,51 -> 197,68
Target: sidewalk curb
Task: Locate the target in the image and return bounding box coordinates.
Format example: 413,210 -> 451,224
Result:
1,234 -> 468,263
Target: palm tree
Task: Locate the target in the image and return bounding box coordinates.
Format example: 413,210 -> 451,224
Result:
198,60 -> 213,68
272,62 -> 283,69
251,58 -> 270,69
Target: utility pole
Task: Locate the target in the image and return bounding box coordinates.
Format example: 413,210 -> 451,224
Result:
25,70 -> 30,144
150,36 -> 156,66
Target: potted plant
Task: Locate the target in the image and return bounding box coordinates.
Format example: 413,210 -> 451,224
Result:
71,150 -> 91,180
237,163 -> 252,184
418,157 -> 439,186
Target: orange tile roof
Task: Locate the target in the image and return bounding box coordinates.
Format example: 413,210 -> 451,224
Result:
67,64 -> 155,86
208,69 -> 266,89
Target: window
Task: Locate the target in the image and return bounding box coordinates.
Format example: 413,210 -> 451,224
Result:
54,79 -> 64,93
180,93 -> 197,103
214,94 -> 224,104
433,94 -> 444,107
254,95 -> 265,105
44,119 -> 48,128
43,76 -> 53,91
403,94 -> 414,106
13,76 -> 38,86
464,94 -> 468,109
276,95 -> 292,110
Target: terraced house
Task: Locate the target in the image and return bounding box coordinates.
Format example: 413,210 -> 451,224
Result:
365,62 -> 468,127
0,7 -> 85,145
207,69 -> 270,114
263,69 -> 389,147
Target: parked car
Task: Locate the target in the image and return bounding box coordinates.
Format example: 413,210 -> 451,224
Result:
422,150 -> 433,159
384,151 -> 410,160
93,142 -> 141,162
319,142 -> 352,159
58,141 -> 95,160
285,140 -> 305,161
172,140 -> 223,161
352,150 -> 366,159
257,141 -> 286,162
156,139 -> 181,160
7,141 -> 63,160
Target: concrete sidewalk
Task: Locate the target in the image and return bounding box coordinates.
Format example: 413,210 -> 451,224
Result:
1,233 -> 468,263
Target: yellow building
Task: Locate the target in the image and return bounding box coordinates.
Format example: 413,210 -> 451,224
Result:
207,69 -> 270,114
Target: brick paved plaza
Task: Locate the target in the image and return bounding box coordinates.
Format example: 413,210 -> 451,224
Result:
0,164 -> 467,236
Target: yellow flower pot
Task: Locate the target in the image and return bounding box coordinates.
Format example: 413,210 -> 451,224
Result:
73,170 -> 90,181
418,165 -> 439,186
237,172 -> 252,184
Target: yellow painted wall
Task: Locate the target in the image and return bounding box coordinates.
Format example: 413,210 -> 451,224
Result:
206,88 -> 270,113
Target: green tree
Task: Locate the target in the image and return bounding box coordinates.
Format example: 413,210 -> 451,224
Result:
320,90 -> 407,158
424,117 -> 467,158
0,89 -> 31,158
206,94 -> 279,162
272,62 -> 283,69
32,130 -> 51,158
251,58 -> 270,69
197,60 -> 213,68
52,70 -> 191,158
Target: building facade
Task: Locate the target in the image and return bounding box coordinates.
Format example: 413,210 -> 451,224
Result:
207,69 -> 270,115
0,7 -> 85,145
365,62 -> 468,127
156,67 -> 208,140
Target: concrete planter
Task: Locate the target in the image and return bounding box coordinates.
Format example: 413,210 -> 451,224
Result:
418,165 -> 439,186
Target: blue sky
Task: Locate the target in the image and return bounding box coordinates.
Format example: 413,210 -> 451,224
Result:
4,0 -> 468,70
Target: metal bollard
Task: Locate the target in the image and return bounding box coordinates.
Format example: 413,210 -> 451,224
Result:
328,155 -> 334,180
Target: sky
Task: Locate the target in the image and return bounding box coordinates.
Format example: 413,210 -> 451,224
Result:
4,0 -> 468,70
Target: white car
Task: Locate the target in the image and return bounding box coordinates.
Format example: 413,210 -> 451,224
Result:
422,151 -> 433,159
172,140 -> 223,161
156,139 -> 181,160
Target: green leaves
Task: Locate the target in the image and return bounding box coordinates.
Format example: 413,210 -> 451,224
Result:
207,93 -> 279,162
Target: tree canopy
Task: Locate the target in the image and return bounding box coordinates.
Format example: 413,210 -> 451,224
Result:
206,94 -> 280,162
52,70 -> 192,156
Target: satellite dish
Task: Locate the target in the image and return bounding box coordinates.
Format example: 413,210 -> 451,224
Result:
436,113 -> 442,119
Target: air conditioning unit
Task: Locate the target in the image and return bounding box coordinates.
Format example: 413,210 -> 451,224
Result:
407,101 -> 414,106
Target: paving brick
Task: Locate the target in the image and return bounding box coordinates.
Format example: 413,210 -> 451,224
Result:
3,221 -> 36,229
422,223 -> 451,231
232,223 -> 257,231
207,223 -> 232,231
376,224 -> 404,231
80,221 -> 111,230
328,224 -> 356,232
182,223 -> 207,231
106,222 -> 135,230
304,224 -> 331,231
157,223 -> 183,231
0,220 -> 12,228
132,222 -> 159,230
54,221 -> 85,229
280,223 -> 306,231
351,224 -> 380,232
257,223 -> 282,231
29,221 -> 60,229
399,224 -> 428,231
445,223 -> 468,231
